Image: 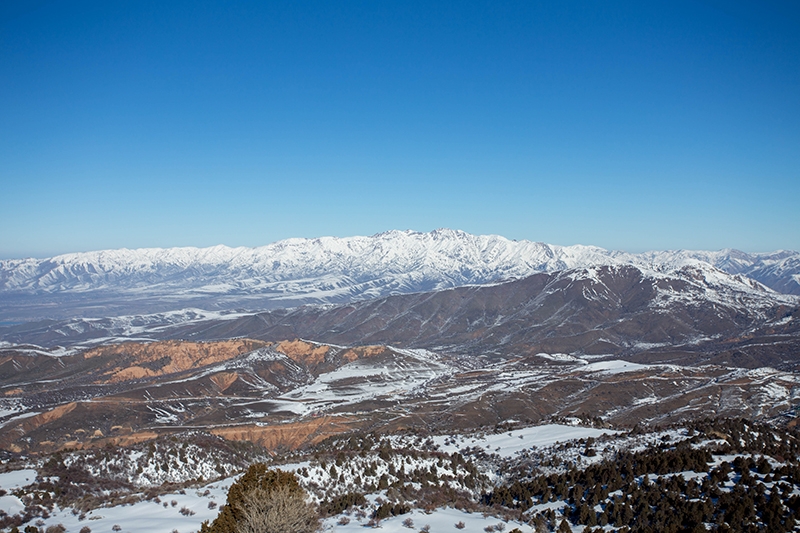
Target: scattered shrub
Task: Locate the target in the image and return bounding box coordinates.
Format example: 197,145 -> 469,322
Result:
179,506 -> 196,516
320,492 -> 367,516
374,502 -> 410,521
199,464 -> 319,533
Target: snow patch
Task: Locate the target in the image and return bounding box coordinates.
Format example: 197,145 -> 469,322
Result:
431,424 -> 619,458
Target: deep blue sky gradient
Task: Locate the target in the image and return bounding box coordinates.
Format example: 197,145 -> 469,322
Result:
2,1 -> 799,257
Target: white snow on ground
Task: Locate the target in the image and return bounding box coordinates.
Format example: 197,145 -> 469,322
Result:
0,425 -> 746,533
25,480 -> 233,533
579,360 -> 652,374
0,469 -> 38,517
631,342 -> 670,350
677,470 -> 710,482
0,407 -> 23,418
8,472 -> 539,533
324,506 -> 535,532
579,353 -> 615,360
761,382 -> 790,401
0,493 -> 25,518
0,469 -> 37,489
0,410 -> 40,429
431,424 -> 619,458
32,495 -> 537,533
536,352 -> 586,364
632,395 -> 660,406
276,349 -> 451,415
0,345 -> 78,357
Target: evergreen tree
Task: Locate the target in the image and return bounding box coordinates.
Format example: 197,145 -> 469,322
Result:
200,464 -> 318,533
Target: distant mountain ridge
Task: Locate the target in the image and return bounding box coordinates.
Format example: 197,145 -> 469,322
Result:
1,229 -> 798,321
2,260 -> 798,369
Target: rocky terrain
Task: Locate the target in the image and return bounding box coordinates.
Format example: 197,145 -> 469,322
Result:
2,333 -> 800,458
1,255 -> 799,458
2,230 -> 800,532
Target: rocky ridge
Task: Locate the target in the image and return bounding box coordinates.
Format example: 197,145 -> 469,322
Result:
1,229 -> 798,321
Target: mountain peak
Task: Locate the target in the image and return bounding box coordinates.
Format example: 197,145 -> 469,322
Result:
0,229 -> 798,321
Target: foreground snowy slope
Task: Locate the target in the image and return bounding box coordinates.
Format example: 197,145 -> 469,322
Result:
1,229 -> 798,320
0,423 -> 618,533
5,418 -> 800,533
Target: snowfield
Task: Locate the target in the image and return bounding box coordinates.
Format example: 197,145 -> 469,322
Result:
430,424 -> 619,459
579,360 -> 654,375
19,496 -> 538,533
0,469 -> 37,490
322,506 -> 535,532
0,459 -> 527,533
5,480 -> 231,533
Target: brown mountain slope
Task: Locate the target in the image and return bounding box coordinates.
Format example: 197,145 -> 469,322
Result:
164,265 -> 800,368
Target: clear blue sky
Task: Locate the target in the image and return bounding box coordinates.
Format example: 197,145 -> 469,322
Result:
2,0 -> 798,258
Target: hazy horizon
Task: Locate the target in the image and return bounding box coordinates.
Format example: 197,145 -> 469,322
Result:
2,227 -> 799,262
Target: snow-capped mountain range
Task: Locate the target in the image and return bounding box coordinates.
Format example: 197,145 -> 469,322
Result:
1,229 -> 798,321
